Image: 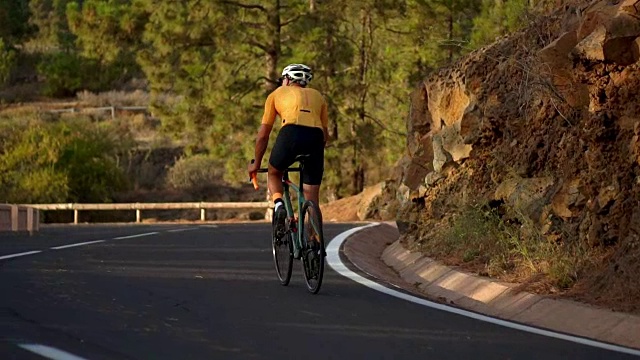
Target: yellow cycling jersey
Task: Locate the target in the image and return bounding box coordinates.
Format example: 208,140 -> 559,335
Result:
260,85 -> 328,129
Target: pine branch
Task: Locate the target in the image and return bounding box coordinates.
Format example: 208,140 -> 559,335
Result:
248,39 -> 268,52
384,27 -> 412,35
240,21 -> 265,29
220,1 -> 266,12
282,14 -> 304,26
364,113 -> 406,137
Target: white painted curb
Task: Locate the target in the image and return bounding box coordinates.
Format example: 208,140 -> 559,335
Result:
326,223 -> 640,357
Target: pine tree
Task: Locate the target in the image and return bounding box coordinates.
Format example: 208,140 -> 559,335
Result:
470,0 -> 530,48
0,0 -> 32,45
28,0 -> 75,50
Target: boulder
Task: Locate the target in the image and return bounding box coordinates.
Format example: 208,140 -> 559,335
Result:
440,123 -> 473,162
602,14 -> 640,65
596,181 -> 620,213
572,1 -> 640,65
495,177 -> 556,222
573,25 -> 607,61
407,84 -> 431,151
551,178 -> 586,219
356,182 -> 384,220
619,0 -> 640,16
539,30 -> 578,64
430,134 -> 448,173
402,136 -> 434,190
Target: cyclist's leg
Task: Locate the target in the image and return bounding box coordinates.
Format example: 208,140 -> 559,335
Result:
301,129 -> 324,207
267,164 -> 284,202
301,131 -> 324,247
268,126 -> 296,204
302,184 -> 322,251
303,185 -> 320,205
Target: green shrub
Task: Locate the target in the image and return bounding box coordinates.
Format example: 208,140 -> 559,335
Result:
37,51 -> 132,97
37,52 -> 84,97
166,155 -> 225,193
0,117 -> 130,203
0,38 -> 17,85
58,125 -> 130,202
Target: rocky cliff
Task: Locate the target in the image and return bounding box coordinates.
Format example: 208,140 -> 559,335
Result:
387,0 -> 640,312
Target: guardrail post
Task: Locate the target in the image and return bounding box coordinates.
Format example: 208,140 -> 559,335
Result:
265,191 -> 272,221
11,205 -> 18,231
74,209 -> 79,224
136,209 -> 141,223
200,208 -> 205,221
27,207 -> 34,235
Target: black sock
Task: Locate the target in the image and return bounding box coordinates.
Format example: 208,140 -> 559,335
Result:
274,198 -> 284,210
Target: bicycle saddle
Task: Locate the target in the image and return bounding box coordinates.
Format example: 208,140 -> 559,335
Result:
295,154 -> 311,162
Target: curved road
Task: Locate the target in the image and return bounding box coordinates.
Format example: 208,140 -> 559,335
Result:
0,223 -> 637,359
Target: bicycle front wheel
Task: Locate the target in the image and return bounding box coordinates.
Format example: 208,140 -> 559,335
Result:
272,215 -> 293,286
300,200 -> 325,294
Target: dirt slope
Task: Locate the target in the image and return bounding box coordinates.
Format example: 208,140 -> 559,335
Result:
382,0 -> 640,313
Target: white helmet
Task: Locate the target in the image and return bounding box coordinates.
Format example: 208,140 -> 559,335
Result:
281,63 -> 313,85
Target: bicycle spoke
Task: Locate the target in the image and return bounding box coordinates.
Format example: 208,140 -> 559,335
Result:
300,200 -> 325,294
272,215 -> 293,286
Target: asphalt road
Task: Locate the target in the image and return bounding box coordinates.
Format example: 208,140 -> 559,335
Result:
0,223 -> 637,360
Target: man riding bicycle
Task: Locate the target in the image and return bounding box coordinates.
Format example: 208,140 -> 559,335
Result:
247,63 -> 329,234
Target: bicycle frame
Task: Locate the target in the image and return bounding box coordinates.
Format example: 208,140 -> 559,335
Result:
251,158 -> 322,258
252,156 -> 326,293
281,166 -> 306,257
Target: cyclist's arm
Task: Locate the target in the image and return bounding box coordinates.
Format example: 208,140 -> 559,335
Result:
261,91 -> 278,126
253,124 -> 272,167
320,100 -> 329,144
254,92 -> 277,166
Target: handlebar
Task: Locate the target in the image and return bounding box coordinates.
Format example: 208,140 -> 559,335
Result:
249,159 -> 268,190
249,159 -> 302,190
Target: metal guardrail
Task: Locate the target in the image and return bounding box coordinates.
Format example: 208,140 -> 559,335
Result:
0,205 -> 40,234
27,202 -> 271,224
47,106 -> 148,120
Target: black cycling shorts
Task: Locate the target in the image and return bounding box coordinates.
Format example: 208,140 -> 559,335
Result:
269,124 -> 325,185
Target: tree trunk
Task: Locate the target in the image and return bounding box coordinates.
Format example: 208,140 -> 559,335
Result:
265,0 -> 281,93
351,8 -> 370,195
352,164 -> 364,195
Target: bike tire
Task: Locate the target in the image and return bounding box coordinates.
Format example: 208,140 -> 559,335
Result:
272,214 -> 293,286
300,200 -> 325,294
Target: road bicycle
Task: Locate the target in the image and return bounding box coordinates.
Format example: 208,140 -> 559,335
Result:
250,155 -> 325,294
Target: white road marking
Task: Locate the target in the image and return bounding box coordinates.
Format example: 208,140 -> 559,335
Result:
18,344 -> 88,360
327,223 -> 640,357
0,250 -> 42,260
0,229 -> 171,261
51,240 -> 105,250
200,225 -> 219,228
113,232 -> 159,239
167,227 -> 198,233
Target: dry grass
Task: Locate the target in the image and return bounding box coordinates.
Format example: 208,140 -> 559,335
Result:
75,89 -> 180,108
76,89 -> 150,107
417,203 -> 594,291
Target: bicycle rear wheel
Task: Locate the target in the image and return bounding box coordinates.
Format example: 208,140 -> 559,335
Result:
300,200 -> 325,294
272,215 -> 293,286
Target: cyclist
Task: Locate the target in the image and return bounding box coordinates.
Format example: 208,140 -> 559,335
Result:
247,63 -> 329,236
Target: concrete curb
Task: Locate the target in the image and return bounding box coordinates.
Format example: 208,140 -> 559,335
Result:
346,222 -> 640,350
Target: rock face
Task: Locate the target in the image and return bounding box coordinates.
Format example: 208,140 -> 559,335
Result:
386,0 -> 640,311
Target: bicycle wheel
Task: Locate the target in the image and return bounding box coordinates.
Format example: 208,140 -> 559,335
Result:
272,214 -> 293,286
300,200 -> 325,294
